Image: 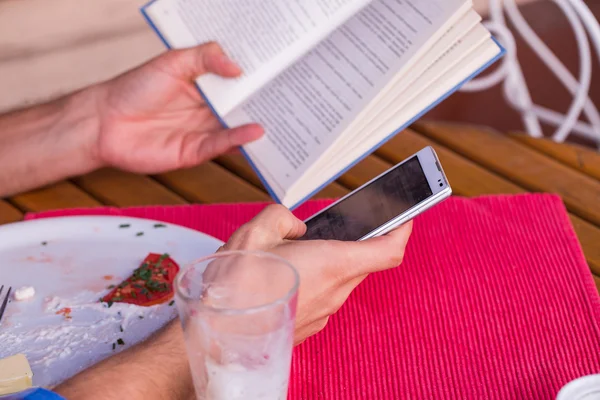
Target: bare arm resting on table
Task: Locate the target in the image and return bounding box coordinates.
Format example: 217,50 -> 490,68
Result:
0,42 -> 263,198
55,322 -> 194,400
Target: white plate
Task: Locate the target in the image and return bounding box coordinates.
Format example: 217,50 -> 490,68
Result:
0,216 -> 223,388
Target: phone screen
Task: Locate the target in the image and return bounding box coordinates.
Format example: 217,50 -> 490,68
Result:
303,156 -> 433,241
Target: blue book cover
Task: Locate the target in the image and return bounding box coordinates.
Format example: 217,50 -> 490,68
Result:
140,1 -> 505,210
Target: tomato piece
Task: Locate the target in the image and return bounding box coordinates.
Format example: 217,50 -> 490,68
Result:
101,253 -> 180,307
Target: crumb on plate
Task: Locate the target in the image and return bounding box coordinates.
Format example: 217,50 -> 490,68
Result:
13,286 -> 35,301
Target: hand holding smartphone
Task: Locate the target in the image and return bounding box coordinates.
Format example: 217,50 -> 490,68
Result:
300,147 -> 451,241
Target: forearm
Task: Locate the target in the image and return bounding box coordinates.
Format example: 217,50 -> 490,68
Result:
0,89 -> 101,197
55,321 -> 194,400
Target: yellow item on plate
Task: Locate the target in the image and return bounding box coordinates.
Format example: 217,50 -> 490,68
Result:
0,354 -> 33,395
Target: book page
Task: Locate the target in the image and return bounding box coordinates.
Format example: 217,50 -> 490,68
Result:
145,0 -> 370,116
288,39 -> 501,204
333,13 -> 486,152
225,0 -> 469,200
315,23 -> 490,175
353,8 -> 482,125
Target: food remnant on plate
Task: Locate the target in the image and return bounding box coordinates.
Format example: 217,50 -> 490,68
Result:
55,307 -> 72,321
24,255 -> 52,263
0,354 -> 33,395
103,275 -> 114,281
13,286 -> 35,301
100,253 -> 180,307
110,338 -> 126,351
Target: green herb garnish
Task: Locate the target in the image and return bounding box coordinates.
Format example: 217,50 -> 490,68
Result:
107,285 -> 115,289
168,300 -> 175,306
107,301 -> 113,308
134,268 -> 152,281
112,296 -> 123,302
112,343 -> 116,350
138,316 -> 144,319
130,291 -> 137,299
153,224 -> 167,228
119,224 -> 130,229
117,338 -> 125,346
119,325 -> 123,332
41,241 -> 48,246
135,232 -> 144,237
147,280 -> 168,293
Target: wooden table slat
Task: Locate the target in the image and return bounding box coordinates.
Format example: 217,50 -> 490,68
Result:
9,181 -> 102,212
216,154 -> 348,199
414,122 -> 600,227
569,215 -> 600,276
155,162 -> 270,203
73,168 -> 187,207
594,275 -> 600,295
509,132 -> 600,181
0,200 -> 24,224
214,154 -> 265,189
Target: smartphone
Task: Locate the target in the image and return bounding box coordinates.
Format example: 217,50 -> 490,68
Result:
300,147 -> 452,241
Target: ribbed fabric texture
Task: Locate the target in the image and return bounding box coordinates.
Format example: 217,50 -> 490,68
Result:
26,194 -> 600,399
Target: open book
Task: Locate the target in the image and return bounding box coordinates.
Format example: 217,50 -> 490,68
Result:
142,0 -> 503,209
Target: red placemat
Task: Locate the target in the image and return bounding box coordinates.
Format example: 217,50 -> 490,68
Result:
26,194 -> 600,399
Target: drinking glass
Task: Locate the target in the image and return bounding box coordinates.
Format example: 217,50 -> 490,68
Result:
175,250 -> 299,400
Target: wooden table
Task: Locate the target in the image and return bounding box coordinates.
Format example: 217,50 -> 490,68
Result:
1,122 -> 599,290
